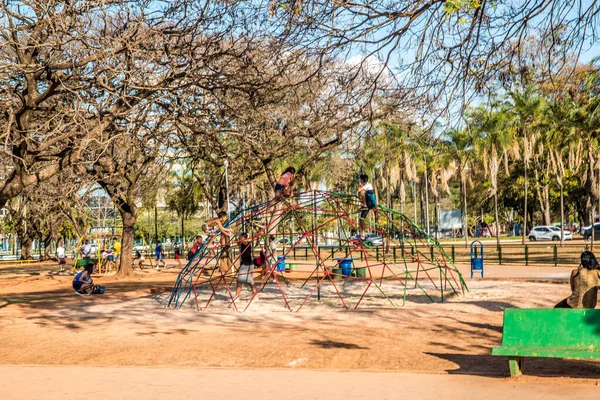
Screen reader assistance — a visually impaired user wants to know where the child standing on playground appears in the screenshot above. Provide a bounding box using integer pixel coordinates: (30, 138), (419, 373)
(274, 166), (296, 201)
(155, 240), (165, 269)
(112, 237), (121, 268)
(202, 211), (232, 238)
(56, 241), (66, 272)
(357, 174), (377, 239)
(233, 233), (258, 302)
(174, 243), (182, 266)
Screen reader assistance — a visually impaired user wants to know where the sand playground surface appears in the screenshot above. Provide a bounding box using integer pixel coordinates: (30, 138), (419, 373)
(2, 260), (600, 399)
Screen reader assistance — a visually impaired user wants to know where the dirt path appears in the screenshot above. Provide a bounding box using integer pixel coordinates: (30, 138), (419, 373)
(1, 365), (599, 400)
(1, 261), (600, 398)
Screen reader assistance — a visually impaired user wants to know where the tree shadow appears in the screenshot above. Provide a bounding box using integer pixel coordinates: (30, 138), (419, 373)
(427, 352), (600, 378)
(310, 339), (369, 350)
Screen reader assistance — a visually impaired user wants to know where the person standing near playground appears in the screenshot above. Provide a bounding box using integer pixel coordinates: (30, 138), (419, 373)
(81, 239), (92, 259)
(155, 240), (165, 269)
(357, 174), (377, 239)
(555, 251), (600, 309)
(174, 243), (182, 266)
(112, 237), (121, 268)
(56, 241), (66, 272)
(233, 233), (258, 302)
(274, 166), (296, 201)
(267, 235), (277, 264)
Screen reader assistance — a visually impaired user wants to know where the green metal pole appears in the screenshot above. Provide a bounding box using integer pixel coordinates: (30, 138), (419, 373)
(553, 244), (558, 266)
(498, 245), (502, 265)
(525, 245), (529, 266)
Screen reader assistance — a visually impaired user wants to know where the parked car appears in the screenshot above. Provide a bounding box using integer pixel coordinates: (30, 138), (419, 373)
(363, 234), (383, 246)
(583, 223), (600, 240)
(528, 225), (572, 241)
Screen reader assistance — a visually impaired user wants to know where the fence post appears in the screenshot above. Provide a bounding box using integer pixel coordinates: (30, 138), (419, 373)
(451, 245), (455, 263)
(393, 247), (397, 263)
(411, 245), (415, 256)
(498, 245), (502, 265)
(376, 247), (380, 261)
(331, 247), (334, 259)
(553, 244), (558, 266)
(430, 246), (434, 261)
(305, 247), (308, 260)
(525, 245), (529, 266)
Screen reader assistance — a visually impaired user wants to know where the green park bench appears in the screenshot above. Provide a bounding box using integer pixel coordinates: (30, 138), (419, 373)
(492, 308), (600, 377)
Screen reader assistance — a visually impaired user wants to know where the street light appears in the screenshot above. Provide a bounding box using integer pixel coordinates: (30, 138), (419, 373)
(224, 159), (230, 220)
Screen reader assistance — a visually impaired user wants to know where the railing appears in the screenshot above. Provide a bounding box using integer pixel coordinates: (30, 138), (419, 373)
(154, 242), (592, 267)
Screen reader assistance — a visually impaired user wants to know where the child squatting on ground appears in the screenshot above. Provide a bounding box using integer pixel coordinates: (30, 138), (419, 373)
(72, 265), (94, 294)
(233, 233), (258, 302)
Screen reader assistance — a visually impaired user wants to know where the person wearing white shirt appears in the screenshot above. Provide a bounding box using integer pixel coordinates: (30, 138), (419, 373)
(81, 239), (92, 259)
(56, 242), (66, 272)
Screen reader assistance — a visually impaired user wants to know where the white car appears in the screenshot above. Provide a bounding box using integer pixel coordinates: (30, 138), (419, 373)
(528, 225), (572, 241)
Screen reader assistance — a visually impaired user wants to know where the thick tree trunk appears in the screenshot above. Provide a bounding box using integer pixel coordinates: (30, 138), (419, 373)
(116, 212), (136, 277)
(44, 236), (53, 259)
(20, 235), (33, 260)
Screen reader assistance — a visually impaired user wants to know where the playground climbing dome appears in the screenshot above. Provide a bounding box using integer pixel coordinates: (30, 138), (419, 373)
(168, 191), (467, 312)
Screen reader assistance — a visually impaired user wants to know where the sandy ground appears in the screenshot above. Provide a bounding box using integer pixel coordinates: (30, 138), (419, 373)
(1, 259), (600, 398)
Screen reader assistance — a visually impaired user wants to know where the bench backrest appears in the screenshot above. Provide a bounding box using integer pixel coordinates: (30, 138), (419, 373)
(502, 308), (600, 348)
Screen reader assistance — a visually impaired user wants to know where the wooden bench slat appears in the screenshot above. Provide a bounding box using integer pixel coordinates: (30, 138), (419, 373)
(493, 346), (600, 359)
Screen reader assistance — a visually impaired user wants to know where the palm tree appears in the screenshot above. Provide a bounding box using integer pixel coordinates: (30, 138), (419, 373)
(505, 86), (544, 243)
(442, 128), (476, 248)
(469, 105), (518, 247)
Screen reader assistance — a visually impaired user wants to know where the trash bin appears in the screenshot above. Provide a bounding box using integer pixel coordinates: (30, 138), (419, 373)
(275, 256), (287, 272)
(335, 258), (357, 277)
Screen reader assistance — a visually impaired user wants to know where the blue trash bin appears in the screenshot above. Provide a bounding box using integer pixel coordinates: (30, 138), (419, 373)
(335, 258), (357, 277)
(275, 256), (287, 272)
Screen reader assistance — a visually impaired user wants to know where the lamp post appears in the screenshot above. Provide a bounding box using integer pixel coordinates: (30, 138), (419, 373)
(224, 159), (231, 220)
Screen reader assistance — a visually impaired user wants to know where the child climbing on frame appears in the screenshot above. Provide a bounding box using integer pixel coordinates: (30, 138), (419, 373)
(202, 211), (233, 239)
(357, 174), (377, 239)
(273, 166), (296, 201)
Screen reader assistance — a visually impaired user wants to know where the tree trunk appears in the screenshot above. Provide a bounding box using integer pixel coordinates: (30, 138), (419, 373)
(181, 216), (185, 247)
(494, 191), (501, 248)
(116, 212), (136, 277)
(20, 235), (33, 260)
(522, 162), (528, 244)
(560, 183), (565, 246)
(542, 185), (551, 225)
(418, 182), (425, 229)
(44, 236), (53, 259)
(461, 173), (469, 249)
